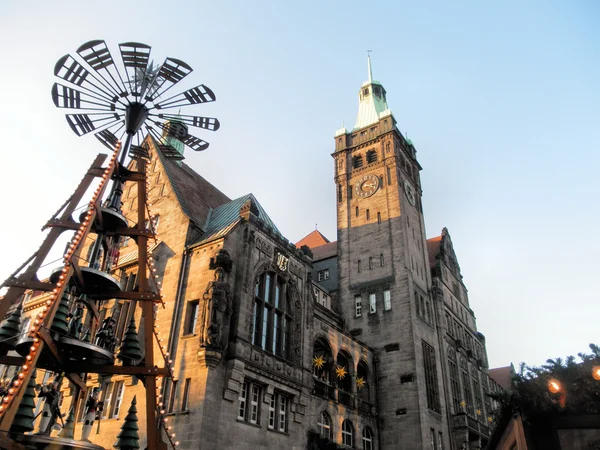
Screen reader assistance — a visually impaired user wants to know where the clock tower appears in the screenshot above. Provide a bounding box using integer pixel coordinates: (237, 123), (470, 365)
(333, 58), (450, 449)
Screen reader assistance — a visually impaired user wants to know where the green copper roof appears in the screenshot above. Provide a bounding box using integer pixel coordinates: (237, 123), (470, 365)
(352, 56), (393, 131)
(192, 193), (282, 246)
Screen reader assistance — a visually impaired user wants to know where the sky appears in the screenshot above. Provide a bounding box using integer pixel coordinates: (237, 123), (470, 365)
(0, 1), (598, 370)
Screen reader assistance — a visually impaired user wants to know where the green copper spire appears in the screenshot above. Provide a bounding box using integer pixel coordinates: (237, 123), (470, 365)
(352, 55), (393, 131)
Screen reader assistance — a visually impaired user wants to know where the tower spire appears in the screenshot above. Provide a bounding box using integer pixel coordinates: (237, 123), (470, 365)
(367, 51), (373, 83)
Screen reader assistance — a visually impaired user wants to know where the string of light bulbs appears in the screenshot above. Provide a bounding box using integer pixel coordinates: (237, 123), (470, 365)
(0, 142), (121, 420)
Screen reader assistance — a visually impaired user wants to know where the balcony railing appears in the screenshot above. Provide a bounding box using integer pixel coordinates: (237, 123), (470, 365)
(452, 412), (491, 438)
(338, 390), (354, 408)
(357, 398), (372, 414)
(313, 379), (335, 400)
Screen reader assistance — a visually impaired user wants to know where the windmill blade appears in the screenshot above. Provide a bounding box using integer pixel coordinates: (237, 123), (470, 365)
(65, 113), (121, 137)
(180, 132), (209, 151)
(154, 84), (216, 110)
(144, 124), (184, 160)
(145, 58), (193, 101)
(76, 40), (127, 97)
(95, 122), (124, 150)
(119, 42), (152, 98)
(156, 114), (220, 131)
(54, 54), (120, 104)
(52, 83), (117, 111)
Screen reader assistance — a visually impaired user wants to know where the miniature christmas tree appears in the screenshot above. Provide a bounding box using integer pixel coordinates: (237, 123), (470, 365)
(10, 369), (37, 434)
(50, 292), (70, 335)
(118, 317), (142, 366)
(0, 304), (22, 355)
(114, 396), (139, 450)
(58, 409), (75, 439)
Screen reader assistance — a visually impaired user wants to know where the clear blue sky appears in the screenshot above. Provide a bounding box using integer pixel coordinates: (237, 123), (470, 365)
(0, 1), (598, 369)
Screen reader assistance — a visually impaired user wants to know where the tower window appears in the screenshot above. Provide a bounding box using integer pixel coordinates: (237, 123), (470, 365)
(366, 150), (377, 164)
(366, 209), (370, 220)
(362, 87), (369, 96)
(348, 186), (353, 200)
(355, 207), (359, 217)
(380, 253), (384, 266)
(358, 260), (362, 273)
(387, 166), (391, 184)
(353, 155), (364, 169)
(338, 184), (342, 203)
(377, 212), (381, 224)
(368, 257), (373, 270)
(355, 295), (362, 317)
(369, 293), (376, 313)
(384, 289), (391, 311)
(423, 340), (441, 413)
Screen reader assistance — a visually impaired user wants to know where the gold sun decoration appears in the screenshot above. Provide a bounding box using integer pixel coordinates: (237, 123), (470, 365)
(335, 365), (347, 379)
(459, 400), (467, 408)
(487, 416), (493, 423)
(476, 409), (481, 416)
(356, 376), (365, 389)
(313, 355), (325, 370)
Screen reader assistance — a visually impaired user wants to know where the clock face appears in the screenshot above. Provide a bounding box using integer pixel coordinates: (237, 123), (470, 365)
(355, 174), (380, 198)
(404, 180), (416, 206)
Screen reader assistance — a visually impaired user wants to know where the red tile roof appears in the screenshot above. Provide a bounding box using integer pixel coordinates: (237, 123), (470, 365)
(489, 366), (514, 391)
(426, 235), (442, 269)
(295, 230), (330, 249)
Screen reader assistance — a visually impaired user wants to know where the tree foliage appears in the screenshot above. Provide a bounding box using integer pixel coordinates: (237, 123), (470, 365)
(491, 344), (600, 418)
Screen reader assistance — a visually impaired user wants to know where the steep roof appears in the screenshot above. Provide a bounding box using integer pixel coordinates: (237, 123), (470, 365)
(489, 365), (514, 391)
(426, 235), (442, 269)
(149, 137), (231, 227)
(191, 193), (281, 246)
(295, 230), (330, 249)
(312, 241), (338, 262)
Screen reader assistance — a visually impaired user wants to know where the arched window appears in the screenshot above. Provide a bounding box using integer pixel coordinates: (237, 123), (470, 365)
(317, 411), (332, 440)
(357, 361), (370, 403)
(342, 420), (354, 447)
(252, 271), (292, 359)
(313, 338), (333, 383)
(336, 351), (353, 393)
(362, 427), (373, 450)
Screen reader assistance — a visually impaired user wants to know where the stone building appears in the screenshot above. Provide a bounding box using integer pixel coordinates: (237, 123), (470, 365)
(2, 59), (498, 450)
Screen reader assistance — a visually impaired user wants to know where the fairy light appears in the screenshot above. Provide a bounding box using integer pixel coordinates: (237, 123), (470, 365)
(139, 161), (183, 450)
(0, 141), (121, 422)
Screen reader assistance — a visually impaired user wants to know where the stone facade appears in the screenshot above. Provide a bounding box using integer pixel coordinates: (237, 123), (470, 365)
(1, 66), (497, 450)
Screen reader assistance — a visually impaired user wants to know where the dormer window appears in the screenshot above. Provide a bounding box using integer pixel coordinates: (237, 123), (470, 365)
(373, 86), (381, 96)
(362, 87), (369, 96)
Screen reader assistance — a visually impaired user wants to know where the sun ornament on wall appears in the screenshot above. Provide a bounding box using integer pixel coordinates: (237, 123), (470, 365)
(335, 365), (347, 380)
(487, 416), (493, 423)
(313, 355), (325, 370)
(476, 409), (481, 416)
(459, 400), (467, 408)
(356, 376), (365, 389)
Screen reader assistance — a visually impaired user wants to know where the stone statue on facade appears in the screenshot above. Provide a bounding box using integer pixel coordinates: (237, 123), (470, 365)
(199, 250), (232, 351)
